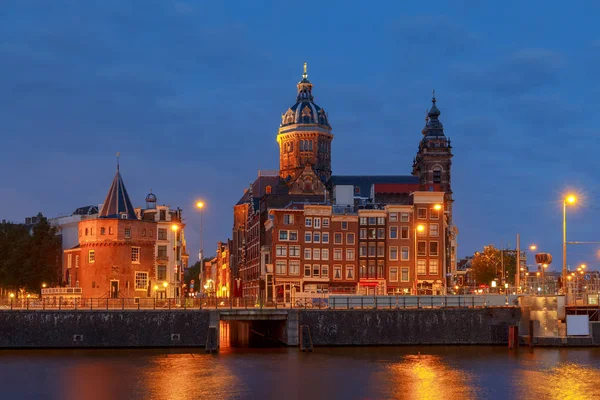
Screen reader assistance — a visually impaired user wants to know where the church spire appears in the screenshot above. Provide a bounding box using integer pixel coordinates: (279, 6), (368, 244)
(297, 62), (313, 101)
(421, 90), (444, 137)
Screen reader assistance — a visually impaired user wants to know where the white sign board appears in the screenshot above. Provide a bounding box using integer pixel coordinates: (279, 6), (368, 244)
(566, 315), (589, 336)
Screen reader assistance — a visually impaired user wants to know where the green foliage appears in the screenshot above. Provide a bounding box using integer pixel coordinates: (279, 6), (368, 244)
(471, 245), (517, 286)
(0, 214), (61, 295)
(184, 258), (211, 288)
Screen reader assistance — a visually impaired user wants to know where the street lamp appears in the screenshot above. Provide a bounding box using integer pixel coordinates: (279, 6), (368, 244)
(563, 194), (577, 292)
(530, 245), (537, 251)
(163, 281), (169, 299)
(196, 200), (205, 296)
(171, 224), (180, 303)
(414, 224), (425, 295)
(41, 283), (47, 288)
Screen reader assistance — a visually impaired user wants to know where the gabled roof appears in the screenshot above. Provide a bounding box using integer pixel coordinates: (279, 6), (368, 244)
(98, 167), (137, 220)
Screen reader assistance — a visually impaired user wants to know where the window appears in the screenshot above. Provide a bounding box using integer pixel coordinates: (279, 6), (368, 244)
(321, 264), (329, 277)
(401, 267), (409, 282)
(305, 217), (312, 227)
(346, 248), (355, 261)
(430, 224), (439, 237)
(85, 228), (88, 236)
(368, 217), (376, 225)
(125, 228), (131, 239)
(359, 244), (367, 257)
(401, 226), (409, 239)
(360, 228), (367, 239)
(109, 227), (114, 235)
(389, 226), (398, 239)
(131, 247), (141, 263)
(360, 263), (367, 278)
(368, 243), (376, 257)
(377, 228), (385, 239)
(313, 232), (321, 243)
(322, 249), (329, 260)
(377, 217), (385, 225)
(346, 266), (355, 279)
(67, 254), (72, 268)
(429, 259), (439, 274)
(279, 230), (288, 241)
(401, 212), (409, 222)
(417, 225), (427, 237)
(158, 229), (167, 240)
(322, 233), (329, 243)
(360, 217), (367, 225)
(417, 260), (427, 275)
(334, 265), (342, 280)
(377, 243), (385, 257)
(305, 232), (312, 243)
(289, 245), (301, 257)
(75, 255), (79, 268)
(90, 228), (94, 235)
(429, 241), (439, 256)
(341, 221), (348, 230)
(417, 208), (427, 219)
(88, 250), (95, 263)
(389, 246), (398, 260)
(389, 267), (398, 282)
(314, 218), (321, 229)
(334, 248), (343, 260)
(276, 260), (287, 274)
(346, 233), (355, 245)
(135, 272), (148, 290)
(304, 248), (312, 260)
(323, 218), (330, 228)
(284, 214), (294, 225)
(390, 212), (398, 222)
(304, 265), (311, 277)
(313, 249), (320, 260)
(431, 209), (440, 220)
(334, 233), (343, 244)
(276, 245), (287, 257)
(401, 246), (409, 261)
(159, 210), (166, 221)
(369, 229), (376, 239)
(157, 265), (167, 280)
(433, 168), (442, 184)
(158, 246), (168, 258)
(418, 241), (427, 256)
(101, 227), (106, 235)
(289, 260), (300, 275)
(313, 265), (320, 277)
(289, 231), (298, 241)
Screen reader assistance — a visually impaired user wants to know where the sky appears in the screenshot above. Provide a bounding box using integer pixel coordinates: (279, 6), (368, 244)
(1, 1), (600, 272)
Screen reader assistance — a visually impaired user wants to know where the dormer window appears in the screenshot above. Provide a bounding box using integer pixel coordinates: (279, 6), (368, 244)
(120, 213), (127, 219)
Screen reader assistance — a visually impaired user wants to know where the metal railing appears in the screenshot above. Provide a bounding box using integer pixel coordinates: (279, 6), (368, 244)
(0, 295), (519, 311)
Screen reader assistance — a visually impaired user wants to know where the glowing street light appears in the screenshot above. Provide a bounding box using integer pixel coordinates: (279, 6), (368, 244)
(41, 283), (47, 288)
(9, 293), (14, 299)
(530, 245), (537, 251)
(563, 194), (577, 290)
(433, 204), (442, 211)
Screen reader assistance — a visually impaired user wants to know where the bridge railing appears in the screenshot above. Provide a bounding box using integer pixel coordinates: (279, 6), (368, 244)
(0, 295), (518, 310)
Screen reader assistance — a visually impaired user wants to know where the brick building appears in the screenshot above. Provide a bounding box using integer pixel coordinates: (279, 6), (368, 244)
(202, 241), (232, 298)
(232, 65), (458, 300)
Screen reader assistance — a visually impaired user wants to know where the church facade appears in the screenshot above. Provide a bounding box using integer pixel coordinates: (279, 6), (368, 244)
(232, 65), (457, 300)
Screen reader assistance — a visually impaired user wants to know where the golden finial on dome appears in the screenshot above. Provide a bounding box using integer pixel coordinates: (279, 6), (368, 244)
(303, 62), (308, 79)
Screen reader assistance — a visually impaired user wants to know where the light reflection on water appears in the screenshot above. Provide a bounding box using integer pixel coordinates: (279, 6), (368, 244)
(0, 347), (599, 400)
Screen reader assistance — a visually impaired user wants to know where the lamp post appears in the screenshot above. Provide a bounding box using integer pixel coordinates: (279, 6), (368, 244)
(171, 224), (180, 302)
(196, 201), (205, 296)
(563, 195), (576, 293)
(153, 285), (159, 301)
(163, 281), (168, 300)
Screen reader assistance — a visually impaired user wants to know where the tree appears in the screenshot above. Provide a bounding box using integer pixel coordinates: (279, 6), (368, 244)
(471, 245), (517, 286)
(184, 258), (212, 292)
(0, 214), (61, 296)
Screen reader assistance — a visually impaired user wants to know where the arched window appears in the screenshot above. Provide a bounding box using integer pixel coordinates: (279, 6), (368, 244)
(433, 167), (442, 184)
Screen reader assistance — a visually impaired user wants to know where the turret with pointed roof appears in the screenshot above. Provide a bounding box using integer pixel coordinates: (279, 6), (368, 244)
(98, 161), (137, 220)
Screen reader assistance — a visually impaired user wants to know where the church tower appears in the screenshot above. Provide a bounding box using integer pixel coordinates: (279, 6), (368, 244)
(277, 63), (333, 190)
(412, 92), (454, 218)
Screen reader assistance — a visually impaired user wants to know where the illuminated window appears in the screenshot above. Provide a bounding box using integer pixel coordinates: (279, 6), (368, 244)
(346, 249), (355, 261)
(276, 260), (286, 274)
(125, 228), (131, 239)
(289, 245), (301, 257)
(389, 267), (398, 282)
(430, 224), (439, 237)
(131, 247), (141, 263)
(322, 249), (329, 260)
(135, 272), (148, 290)
(75, 255), (79, 268)
(417, 260), (426, 275)
(67, 254), (72, 268)
(304, 248), (312, 260)
(401, 267), (409, 282)
(334, 248), (343, 260)
(429, 260), (439, 274)
(313, 249), (320, 260)
(389, 213), (398, 222)
(401, 213), (409, 222)
(289, 260), (300, 275)
(360, 229), (367, 239)
(314, 218), (321, 229)
(158, 228), (167, 240)
(276, 245), (287, 257)
(88, 250), (95, 263)
(346, 265), (354, 279)
(333, 265), (342, 280)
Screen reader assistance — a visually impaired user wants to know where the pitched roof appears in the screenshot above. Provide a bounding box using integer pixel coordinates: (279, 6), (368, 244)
(330, 175), (419, 197)
(98, 167), (137, 220)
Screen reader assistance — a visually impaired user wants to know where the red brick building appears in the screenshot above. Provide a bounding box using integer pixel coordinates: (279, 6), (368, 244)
(232, 65), (458, 299)
(63, 165), (157, 299)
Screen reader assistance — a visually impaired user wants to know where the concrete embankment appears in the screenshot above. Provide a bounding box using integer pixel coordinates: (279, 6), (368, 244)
(298, 308), (521, 346)
(0, 308), (522, 348)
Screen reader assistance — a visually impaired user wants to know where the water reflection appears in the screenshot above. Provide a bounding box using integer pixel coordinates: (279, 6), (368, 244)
(379, 354), (479, 400)
(517, 361), (600, 400)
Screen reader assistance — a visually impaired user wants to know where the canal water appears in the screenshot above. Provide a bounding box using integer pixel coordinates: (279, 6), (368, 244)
(0, 346), (599, 400)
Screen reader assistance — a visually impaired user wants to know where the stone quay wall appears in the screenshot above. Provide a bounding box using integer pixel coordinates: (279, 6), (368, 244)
(298, 308), (521, 346)
(0, 310), (210, 348)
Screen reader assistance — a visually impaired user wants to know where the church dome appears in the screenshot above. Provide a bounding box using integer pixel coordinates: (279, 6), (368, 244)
(280, 63), (331, 129)
(145, 191), (157, 203)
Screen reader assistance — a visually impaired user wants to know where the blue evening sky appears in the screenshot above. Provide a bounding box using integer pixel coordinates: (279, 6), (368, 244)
(1, 1), (599, 271)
